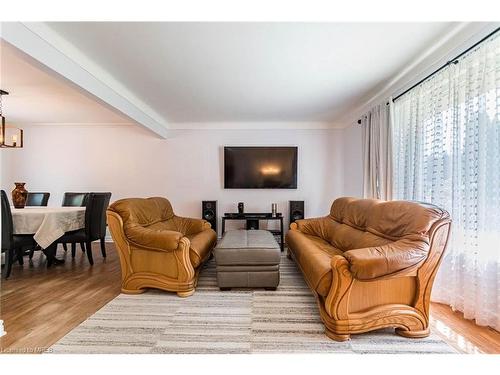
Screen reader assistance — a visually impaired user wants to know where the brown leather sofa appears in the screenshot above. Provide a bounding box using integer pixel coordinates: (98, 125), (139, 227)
(286, 197), (451, 341)
(107, 197), (217, 297)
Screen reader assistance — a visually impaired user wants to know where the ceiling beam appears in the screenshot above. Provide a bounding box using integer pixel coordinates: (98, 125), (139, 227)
(0, 22), (169, 138)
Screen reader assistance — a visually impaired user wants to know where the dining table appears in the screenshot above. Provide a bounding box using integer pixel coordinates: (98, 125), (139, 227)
(12, 206), (86, 266)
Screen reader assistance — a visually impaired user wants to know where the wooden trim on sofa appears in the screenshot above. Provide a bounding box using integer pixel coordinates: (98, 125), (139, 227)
(106, 210), (210, 297)
(286, 217), (452, 341)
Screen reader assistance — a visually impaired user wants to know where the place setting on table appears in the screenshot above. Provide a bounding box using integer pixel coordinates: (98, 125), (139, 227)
(1, 183), (111, 278)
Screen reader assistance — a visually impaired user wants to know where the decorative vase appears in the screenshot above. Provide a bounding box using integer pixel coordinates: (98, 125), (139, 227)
(12, 182), (28, 208)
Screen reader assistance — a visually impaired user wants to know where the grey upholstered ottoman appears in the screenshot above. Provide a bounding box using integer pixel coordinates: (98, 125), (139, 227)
(214, 230), (281, 290)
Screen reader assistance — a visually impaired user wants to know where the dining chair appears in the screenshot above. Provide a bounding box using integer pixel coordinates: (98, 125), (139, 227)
(54, 192), (111, 265)
(26, 192), (50, 206)
(61, 192), (89, 256)
(1, 190), (36, 279)
(25, 191), (50, 261)
(62, 192), (89, 207)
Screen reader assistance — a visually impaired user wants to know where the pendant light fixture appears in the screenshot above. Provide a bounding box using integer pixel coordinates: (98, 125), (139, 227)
(0, 89), (24, 148)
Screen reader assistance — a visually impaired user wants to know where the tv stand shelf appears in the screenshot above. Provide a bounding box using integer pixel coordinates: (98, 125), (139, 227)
(221, 212), (284, 251)
(224, 212), (282, 219)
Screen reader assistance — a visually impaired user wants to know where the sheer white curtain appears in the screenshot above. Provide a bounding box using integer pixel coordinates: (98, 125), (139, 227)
(393, 32), (500, 330)
(361, 101), (393, 200)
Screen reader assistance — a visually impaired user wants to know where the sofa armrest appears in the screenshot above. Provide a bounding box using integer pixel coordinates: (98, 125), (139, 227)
(292, 217), (333, 239)
(173, 216), (211, 235)
(125, 225), (183, 251)
(343, 239), (429, 280)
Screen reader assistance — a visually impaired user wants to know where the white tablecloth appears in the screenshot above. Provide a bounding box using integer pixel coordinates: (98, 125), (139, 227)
(12, 207), (86, 249)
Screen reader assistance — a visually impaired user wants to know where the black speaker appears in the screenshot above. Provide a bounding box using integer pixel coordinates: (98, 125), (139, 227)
(289, 201), (304, 224)
(202, 201), (217, 233)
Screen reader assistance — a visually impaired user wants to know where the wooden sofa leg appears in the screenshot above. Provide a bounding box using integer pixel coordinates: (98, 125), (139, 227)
(395, 327), (430, 339)
(325, 329), (351, 342)
(121, 287), (146, 294)
(177, 289), (195, 298)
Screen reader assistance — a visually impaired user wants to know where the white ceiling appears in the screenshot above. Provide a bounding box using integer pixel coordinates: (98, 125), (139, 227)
(43, 22), (455, 124)
(0, 40), (131, 125)
(1, 22), (461, 128)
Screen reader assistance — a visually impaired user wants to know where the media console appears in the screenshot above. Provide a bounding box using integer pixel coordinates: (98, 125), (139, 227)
(221, 212), (284, 251)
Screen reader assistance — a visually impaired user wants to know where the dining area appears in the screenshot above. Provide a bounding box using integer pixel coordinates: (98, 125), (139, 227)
(1, 184), (111, 279)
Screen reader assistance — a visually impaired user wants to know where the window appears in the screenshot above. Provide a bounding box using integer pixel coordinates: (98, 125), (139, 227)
(392, 31), (500, 330)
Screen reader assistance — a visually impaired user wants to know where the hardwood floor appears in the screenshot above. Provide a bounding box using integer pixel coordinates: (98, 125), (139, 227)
(0, 243), (121, 353)
(430, 303), (500, 354)
(1, 242), (499, 354)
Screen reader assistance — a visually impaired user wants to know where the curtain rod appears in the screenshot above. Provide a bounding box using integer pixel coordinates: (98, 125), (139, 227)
(392, 27), (499, 102)
(357, 26), (500, 125)
(357, 102), (390, 124)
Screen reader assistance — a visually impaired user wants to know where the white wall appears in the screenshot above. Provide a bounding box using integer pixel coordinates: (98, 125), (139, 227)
(341, 124), (363, 197)
(0, 123), (363, 236)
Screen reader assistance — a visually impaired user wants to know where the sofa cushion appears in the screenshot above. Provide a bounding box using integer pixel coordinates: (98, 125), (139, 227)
(286, 230), (343, 297)
(329, 197), (356, 222)
(109, 197), (175, 229)
(328, 222), (392, 252)
(186, 229), (217, 268)
(146, 219), (179, 232)
(172, 216), (207, 236)
(367, 201), (447, 239)
(329, 197), (448, 241)
(121, 216), (179, 250)
(294, 217), (337, 242)
(343, 238), (428, 280)
(331, 198), (377, 231)
(125, 225), (183, 251)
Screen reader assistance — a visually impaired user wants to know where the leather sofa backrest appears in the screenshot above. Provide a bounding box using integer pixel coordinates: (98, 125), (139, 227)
(108, 197), (175, 229)
(327, 197), (449, 251)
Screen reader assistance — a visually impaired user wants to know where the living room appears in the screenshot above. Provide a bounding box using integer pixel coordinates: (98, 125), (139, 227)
(1, 0), (499, 373)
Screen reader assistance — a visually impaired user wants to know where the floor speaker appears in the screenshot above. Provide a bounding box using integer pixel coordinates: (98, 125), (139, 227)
(289, 200), (304, 224)
(202, 200), (217, 233)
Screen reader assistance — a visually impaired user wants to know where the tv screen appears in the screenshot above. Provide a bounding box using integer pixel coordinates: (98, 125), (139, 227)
(224, 146), (298, 189)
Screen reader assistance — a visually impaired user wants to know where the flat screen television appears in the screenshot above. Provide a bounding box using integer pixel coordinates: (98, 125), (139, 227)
(224, 146), (298, 189)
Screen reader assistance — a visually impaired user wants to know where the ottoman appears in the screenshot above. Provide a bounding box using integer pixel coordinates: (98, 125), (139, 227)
(214, 230), (281, 290)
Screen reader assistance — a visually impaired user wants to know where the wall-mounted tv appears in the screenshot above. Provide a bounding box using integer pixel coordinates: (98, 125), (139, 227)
(224, 146), (298, 189)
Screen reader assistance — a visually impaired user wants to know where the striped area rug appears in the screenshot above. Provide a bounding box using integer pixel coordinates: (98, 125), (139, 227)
(49, 254), (456, 354)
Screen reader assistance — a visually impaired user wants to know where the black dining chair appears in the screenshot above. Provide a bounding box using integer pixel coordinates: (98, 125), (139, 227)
(26, 192), (50, 206)
(1, 190), (36, 278)
(24, 192), (50, 260)
(62, 192), (89, 207)
(60, 192), (89, 256)
(54, 192), (111, 265)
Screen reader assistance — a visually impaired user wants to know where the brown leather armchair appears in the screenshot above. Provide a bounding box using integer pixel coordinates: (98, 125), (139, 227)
(107, 197), (217, 297)
(286, 197), (451, 341)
